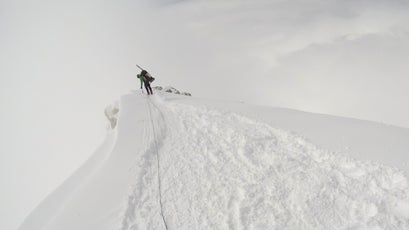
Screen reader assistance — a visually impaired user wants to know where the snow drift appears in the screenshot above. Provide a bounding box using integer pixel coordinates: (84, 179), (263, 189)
(20, 91), (409, 230)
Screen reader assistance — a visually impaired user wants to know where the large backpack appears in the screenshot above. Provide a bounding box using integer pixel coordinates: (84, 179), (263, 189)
(142, 70), (155, 83)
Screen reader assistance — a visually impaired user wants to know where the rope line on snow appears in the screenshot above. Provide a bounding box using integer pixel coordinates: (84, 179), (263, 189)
(146, 98), (169, 230)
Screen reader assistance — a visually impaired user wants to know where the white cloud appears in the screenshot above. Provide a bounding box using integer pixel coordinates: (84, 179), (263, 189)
(140, 0), (409, 127)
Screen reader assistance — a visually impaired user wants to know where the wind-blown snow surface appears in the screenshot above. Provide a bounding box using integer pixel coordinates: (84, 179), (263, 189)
(20, 92), (409, 230)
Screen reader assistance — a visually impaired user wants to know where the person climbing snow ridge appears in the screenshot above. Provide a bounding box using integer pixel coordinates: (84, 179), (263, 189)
(137, 69), (154, 95)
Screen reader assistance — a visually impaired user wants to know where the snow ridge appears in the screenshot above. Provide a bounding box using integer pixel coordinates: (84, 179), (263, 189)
(120, 94), (409, 229)
(20, 92), (409, 230)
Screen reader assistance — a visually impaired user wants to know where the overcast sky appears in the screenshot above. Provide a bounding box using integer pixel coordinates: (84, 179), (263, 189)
(1, 0), (409, 229)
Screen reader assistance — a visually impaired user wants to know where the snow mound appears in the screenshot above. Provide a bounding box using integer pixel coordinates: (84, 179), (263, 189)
(104, 102), (119, 129)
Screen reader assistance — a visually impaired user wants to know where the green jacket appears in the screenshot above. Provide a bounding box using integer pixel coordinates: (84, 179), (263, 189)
(137, 74), (147, 89)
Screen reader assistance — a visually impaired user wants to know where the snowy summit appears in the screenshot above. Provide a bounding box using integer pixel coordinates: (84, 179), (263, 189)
(20, 91), (409, 230)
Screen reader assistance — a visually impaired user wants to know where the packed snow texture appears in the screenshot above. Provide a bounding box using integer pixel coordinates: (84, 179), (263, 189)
(20, 92), (409, 230)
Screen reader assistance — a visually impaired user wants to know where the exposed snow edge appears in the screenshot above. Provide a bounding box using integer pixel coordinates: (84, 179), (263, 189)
(153, 86), (192, 96)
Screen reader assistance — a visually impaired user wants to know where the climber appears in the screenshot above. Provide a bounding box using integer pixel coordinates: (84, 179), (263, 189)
(137, 69), (154, 95)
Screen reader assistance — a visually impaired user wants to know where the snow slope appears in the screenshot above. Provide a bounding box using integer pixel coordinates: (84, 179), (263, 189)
(20, 91), (409, 229)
